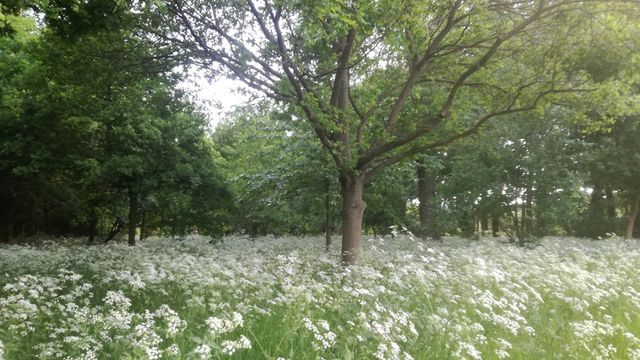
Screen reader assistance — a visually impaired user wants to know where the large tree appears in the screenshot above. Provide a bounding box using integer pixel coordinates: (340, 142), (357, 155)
(146, 0), (636, 264)
(0, 10), (232, 242)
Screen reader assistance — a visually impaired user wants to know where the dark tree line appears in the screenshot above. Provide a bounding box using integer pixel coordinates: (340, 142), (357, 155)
(0, 11), (233, 243)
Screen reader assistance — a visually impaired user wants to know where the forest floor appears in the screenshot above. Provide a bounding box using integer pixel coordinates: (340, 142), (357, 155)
(1, 235), (640, 359)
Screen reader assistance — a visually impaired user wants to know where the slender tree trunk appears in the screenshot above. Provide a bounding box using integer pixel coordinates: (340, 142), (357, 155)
(480, 213), (489, 235)
(591, 182), (605, 214)
(523, 185), (532, 238)
(88, 208), (98, 245)
(128, 185), (138, 246)
(104, 218), (124, 243)
(491, 215), (500, 237)
(417, 162), (438, 239)
(340, 172), (366, 265)
(606, 186), (616, 218)
(325, 178), (332, 252)
(513, 205), (519, 239)
(140, 208), (146, 242)
(625, 192), (640, 240)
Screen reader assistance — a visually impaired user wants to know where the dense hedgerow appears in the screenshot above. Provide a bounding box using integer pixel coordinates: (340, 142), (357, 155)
(1, 235), (640, 359)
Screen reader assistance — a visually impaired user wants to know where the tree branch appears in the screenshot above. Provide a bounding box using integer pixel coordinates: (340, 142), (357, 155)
(364, 86), (595, 177)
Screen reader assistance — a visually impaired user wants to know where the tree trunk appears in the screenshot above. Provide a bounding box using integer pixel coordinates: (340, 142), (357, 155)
(513, 205), (519, 241)
(325, 178), (332, 252)
(606, 186), (616, 219)
(417, 162), (438, 240)
(591, 182), (605, 214)
(88, 208), (98, 245)
(491, 215), (500, 237)
(480, 212), (489, 236)
(340, 172), (366, 265)
(128, 185), (138, 246)
(523, 185), (532, 239)
(249, 223), (257, 240)
(140, 207), (146, 242)
(104, 218), (124, 243)
(625, 192), (640, 240)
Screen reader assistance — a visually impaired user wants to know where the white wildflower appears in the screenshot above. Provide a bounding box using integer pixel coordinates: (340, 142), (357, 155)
(193, 344), (211, 359)
(103, 290), (131, 309)
(165, 344), (180, 356)
(374, 343), (388, 360)
(454, 341), (482, 360)
(206, 312), (244, 337)
(221, 335), (252, 355)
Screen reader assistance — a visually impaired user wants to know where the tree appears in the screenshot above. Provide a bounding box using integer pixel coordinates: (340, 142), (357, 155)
(415, 152), (445, 240)
(214, 104), (341, 243)
(0, 11), (232, 242)
(0, 14), (95, 240)
(561, 18), (640, 239)
(145, 0), (637, 263)
(579, 116), (640, 239)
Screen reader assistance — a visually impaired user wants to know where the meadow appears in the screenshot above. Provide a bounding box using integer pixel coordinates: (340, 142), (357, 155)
(1, 235), (640, 360)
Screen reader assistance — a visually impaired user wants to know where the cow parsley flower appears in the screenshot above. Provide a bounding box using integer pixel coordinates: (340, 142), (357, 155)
(103, 290), (131, 309)
(303, 318), (336, 351)
(205, 311), (244, 338)
(165, 344), (180, 356)
(221, 335), (252, 355)
(193, 344), (211, 359)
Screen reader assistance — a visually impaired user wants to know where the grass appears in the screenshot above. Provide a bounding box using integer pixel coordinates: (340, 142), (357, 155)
(1, 235), (640, 359)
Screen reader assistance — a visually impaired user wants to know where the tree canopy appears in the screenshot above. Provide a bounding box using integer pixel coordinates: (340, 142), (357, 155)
(143, 0), (640, 263)
(1, 0), (639, 264)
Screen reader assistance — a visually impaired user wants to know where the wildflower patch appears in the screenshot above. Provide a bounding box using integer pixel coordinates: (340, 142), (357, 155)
(1, 236), (640, 359)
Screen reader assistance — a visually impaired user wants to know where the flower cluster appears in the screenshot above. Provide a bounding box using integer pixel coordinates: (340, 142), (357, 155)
(206, 312), (244, 337)
(303, 318), (337, 351)
(1, 235), (640, 359)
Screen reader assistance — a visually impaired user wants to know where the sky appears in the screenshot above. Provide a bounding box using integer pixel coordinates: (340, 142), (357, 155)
(181, 73), (252, 129)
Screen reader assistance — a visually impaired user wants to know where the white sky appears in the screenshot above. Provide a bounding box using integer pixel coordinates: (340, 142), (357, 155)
(181, 73), (252, 129)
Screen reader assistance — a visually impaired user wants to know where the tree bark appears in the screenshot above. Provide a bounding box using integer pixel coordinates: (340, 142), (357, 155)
(140, 207), (146, 242)
(591, 182), (605, 214)
(128, 185), (138, 246)
(606, 186), (616, 218)
(625, 192), (640, 240)
(249, 223), (257, 240)
(523, 185), (533, 238)
(480, 212), (489, 236)
(88, 208), (98, 245)
(417, 162), (439, 240)
(491, 215), (500, 237)
(340, 172), (366, 265)
(324, 177), (332, 252)
(104, 218), (124, 243)
(513, 205), (519, 237)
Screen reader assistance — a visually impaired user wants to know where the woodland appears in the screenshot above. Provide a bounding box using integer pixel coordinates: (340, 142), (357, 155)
(1, 0), (640, 265)
(3, 1), (640, 359)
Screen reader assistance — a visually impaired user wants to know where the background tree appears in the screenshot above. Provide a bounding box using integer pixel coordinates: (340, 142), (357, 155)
(214, 104), (342, 244)
(144, 0), (639, 263)
(0, 11), (232, 242)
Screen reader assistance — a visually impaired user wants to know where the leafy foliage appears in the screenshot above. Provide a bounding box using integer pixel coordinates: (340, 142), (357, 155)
(0, 12), (232, 241)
